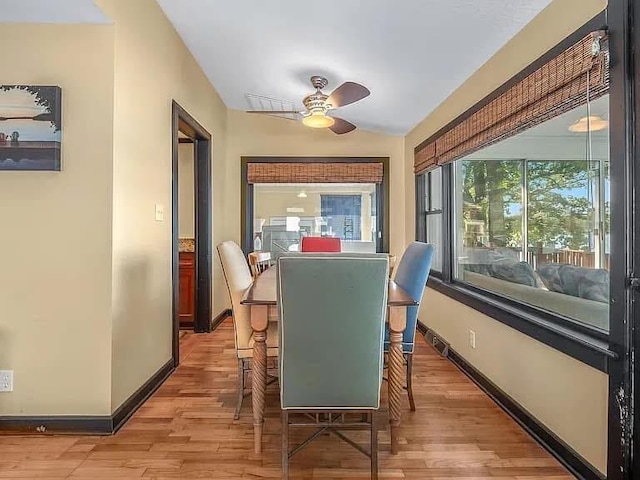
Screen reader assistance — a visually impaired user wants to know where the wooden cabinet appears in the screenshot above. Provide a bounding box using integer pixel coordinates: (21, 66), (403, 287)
(179, 252), (195, 328)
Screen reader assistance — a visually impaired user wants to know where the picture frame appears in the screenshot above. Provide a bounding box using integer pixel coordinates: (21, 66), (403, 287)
(0, 85), (62, 171)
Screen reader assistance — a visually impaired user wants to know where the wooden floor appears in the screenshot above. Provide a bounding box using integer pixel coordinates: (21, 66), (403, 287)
(0, 319), (574, 479)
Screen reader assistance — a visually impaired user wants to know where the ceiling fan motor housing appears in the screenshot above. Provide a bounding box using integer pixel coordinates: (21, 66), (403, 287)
(310, 75), (329, 90)
(302, 92), (330, 114)
(303, 77), (332, 115)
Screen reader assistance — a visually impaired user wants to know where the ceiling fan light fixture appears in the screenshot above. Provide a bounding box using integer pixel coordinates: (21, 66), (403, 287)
(302, 111), (335, 129)
(568, 115), (608, 132)
(245, 76), (367, 134)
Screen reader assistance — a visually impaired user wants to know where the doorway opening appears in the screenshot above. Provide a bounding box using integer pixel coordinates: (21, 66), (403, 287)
(171, 101), (212, 367)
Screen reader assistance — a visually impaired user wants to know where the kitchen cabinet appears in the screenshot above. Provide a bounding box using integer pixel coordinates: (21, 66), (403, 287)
(179, 251), (195, 328)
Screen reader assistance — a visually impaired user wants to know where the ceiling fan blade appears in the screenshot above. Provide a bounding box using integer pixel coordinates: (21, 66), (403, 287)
(329, 117), (357, 135)
(327, 82), (370, 108)
(246, 110), (302, 114)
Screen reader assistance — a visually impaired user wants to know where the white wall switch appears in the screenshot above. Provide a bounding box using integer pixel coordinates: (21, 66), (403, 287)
(155, 204), (165, 222)
(469, 330), (476, 349)
(0, 371), (13, 392)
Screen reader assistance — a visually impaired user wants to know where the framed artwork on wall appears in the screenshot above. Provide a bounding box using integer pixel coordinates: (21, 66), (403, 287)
(0, 85), (62, 171)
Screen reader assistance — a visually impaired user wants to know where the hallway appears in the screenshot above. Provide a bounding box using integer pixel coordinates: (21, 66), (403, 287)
(0, 319), (572, 479)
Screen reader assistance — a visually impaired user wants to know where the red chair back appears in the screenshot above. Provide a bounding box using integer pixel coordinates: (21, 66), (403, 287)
(300, 237), (341, 253)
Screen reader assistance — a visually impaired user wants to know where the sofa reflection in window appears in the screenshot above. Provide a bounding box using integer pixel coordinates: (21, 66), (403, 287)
(459, 247), (609, 332)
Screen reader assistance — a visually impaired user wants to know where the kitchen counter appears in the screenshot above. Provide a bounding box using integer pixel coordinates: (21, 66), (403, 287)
(179, 238), (195, 253)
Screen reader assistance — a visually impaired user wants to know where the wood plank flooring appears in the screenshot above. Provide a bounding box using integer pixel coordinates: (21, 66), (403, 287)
(0, 318), (574, 479)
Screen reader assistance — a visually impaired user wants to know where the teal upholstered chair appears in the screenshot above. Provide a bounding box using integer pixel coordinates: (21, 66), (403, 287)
(384, 242), (435, 411)
(278, 253), (389, 480)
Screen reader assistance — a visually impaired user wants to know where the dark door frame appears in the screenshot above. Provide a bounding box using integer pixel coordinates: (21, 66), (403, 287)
(240, 156), (390, 255)
(171, 101), (213, 367)
(608, 1), (637, 478)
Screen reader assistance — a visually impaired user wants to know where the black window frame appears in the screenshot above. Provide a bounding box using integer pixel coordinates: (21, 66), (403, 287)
(241, 156), (390, 255)
(413, 12), (616, 374)
(416, 168), (444, 278)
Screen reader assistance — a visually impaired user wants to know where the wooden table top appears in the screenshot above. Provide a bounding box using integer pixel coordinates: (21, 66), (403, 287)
(241, 266), (416, 307)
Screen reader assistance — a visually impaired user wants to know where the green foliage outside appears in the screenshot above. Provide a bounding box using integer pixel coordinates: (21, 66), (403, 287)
(460, 159), (608, 251)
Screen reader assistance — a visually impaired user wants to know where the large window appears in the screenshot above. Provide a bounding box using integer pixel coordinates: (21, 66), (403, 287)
(421, 95), (610, 334)
(253, 183), (378, 257)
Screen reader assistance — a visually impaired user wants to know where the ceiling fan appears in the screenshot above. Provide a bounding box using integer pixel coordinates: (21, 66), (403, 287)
(246, 76), (370, 135)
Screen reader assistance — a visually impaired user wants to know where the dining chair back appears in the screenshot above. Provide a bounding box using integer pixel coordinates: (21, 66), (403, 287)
(388, 254), (397, 277)
(217, 241), (253, 350)
(393, 242), (435, 349)
(384, 241), (434, 411)
(277, 253), (388, 479)
(248, 251), (271, 279)
(300, 236), (341, 252)
(217, 240), (278, 419)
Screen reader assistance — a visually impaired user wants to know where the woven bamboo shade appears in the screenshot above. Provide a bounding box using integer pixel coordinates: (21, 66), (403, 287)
(414, 31), (609, 174)
(247, 162), (384, 184)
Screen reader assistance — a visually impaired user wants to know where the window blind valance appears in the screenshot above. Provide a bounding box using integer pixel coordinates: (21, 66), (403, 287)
(414, 30), (609, 174)
(247, 162), (384, 184)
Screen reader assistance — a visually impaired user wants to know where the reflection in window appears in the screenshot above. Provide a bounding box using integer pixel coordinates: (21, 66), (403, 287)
(253, 183), (378, 258)
(320, 195), (362, 240)
(454, 95), (610, 332)
(457, 160), (523, 253)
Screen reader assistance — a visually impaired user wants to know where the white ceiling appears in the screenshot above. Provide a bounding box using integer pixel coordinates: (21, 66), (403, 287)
(0, 0), (553, 135)
(157, 0), (552, 135)
(0, 0), (109, 23)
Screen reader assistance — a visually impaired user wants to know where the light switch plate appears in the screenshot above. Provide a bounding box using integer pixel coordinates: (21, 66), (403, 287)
(0, 371), (13, 392)
(155, 204), (165, 222)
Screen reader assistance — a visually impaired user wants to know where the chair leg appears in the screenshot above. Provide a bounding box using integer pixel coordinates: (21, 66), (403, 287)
(234, 358), (245, 420)
(406, 354), (416, 412)
(370, 410), (378, 480)
(282, 410), (289, 480)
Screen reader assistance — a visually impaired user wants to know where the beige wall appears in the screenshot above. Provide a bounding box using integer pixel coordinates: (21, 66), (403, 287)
(404, 0), (608, 473)
(95, 0), (228, 411)
(0, 0), (229, 415)
(0, 25), (115, 415)
(422, 291), (608, 471)
(178, 143), (195, 238)
(225, 111), (405, 282)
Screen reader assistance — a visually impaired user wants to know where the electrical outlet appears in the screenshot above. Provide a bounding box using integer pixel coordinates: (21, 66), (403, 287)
(469, 330), (476, 349)
(0, 371), (13, 392)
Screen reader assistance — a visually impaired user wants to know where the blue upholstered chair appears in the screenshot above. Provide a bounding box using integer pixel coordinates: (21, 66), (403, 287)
(278, 253), (389, 480)
(384, 241), (435, 411)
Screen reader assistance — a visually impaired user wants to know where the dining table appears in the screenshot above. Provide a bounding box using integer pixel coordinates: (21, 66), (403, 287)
(241, 265), (416, 455)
